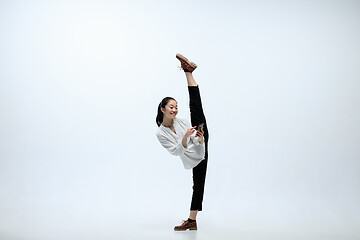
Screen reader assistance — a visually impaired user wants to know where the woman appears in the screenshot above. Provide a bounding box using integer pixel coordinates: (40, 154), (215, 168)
(156, 53), (209, 231)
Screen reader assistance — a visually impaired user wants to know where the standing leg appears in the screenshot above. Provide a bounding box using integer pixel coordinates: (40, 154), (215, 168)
(189, 157), (208, 220)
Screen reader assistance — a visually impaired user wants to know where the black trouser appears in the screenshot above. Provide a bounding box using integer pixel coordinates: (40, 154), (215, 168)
(188, 86), (209, 211)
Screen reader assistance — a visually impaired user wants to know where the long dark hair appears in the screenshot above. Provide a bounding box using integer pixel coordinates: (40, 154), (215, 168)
(156, 97), (176, 127)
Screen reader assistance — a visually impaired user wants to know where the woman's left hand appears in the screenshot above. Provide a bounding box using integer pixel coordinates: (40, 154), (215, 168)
(196, 127), (204, 144)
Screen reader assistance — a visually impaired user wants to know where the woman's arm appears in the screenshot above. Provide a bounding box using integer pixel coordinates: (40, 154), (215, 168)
(157, 134), (187, 156)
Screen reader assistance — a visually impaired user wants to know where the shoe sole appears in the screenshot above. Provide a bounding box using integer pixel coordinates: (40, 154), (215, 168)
(176, 53), (197, 70)
(174, 227), (198, 231)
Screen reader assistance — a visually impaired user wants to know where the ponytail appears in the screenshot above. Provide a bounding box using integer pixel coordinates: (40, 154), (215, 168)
(156, 97), (176, 127)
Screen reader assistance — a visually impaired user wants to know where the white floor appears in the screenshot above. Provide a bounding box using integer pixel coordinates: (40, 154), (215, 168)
(1, 220), (359, 240)
(127, 226), (359, 240)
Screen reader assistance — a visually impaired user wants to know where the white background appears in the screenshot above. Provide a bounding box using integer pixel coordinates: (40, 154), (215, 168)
(1, 0), (359, 239)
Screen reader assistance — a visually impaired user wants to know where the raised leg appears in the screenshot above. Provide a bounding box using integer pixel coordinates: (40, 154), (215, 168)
(185, 72), (198, 87)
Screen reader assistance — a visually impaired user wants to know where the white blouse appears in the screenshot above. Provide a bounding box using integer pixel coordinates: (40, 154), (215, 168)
(156, 117), (205, 169)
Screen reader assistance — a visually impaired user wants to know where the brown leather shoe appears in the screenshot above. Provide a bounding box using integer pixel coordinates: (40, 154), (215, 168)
(174, 219), (197, 231)
(176, 53), (197, 73)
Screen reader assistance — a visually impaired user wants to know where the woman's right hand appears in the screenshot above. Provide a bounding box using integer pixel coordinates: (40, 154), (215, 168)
(185, 126), (197, 137)
(182, 126), (196, 148)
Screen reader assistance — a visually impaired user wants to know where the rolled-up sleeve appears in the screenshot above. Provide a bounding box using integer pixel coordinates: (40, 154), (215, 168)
(157, 133), (186, 156)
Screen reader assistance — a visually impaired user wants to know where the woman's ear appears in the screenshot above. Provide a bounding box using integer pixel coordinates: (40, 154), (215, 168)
(161, 107), (165, 114)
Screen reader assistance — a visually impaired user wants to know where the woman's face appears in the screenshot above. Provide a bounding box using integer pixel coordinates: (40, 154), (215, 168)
(161, 100), (178, 120)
